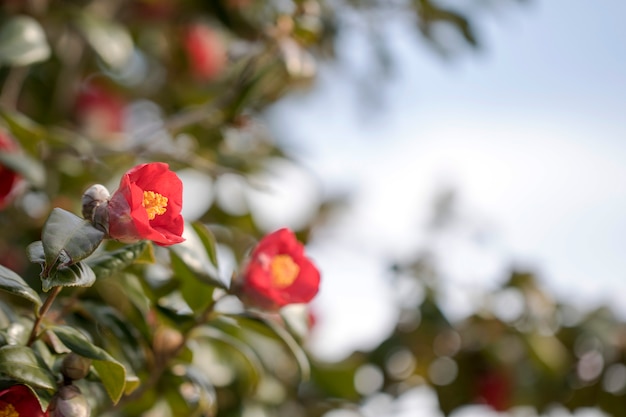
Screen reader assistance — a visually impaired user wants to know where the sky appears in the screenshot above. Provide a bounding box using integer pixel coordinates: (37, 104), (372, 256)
(253, 1), (626, 415)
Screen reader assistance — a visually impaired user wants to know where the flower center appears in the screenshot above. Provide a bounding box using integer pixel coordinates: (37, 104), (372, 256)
(142, 190), (168, 220)
(270, 254), (300, 288)
(0, 404), (19, 417)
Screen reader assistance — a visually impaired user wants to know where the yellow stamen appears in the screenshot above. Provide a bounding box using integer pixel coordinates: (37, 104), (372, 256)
(0, 404), (19, 417)
(142, 190), (168, 220)
(270, 254), (300, 288)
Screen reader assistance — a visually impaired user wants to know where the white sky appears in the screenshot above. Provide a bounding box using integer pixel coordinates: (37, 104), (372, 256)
(258, 1), (626, 415)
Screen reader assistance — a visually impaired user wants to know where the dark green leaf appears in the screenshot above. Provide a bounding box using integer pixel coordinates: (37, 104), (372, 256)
(48, 325), (122, 363)
(0, 15), (50, 66)
(0, 264), (41, 307)
(0, 151), (45, 187)
(41, 208), (104, 273)
(31, 385), (52, 413)
(0, 345), (56, 389)
(87, 241), (150, 279)
(48, 325), (127, 403)
(42, 262), (96, 292)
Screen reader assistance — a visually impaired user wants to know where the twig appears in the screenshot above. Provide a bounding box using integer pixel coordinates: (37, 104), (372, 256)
(26, 286), (62, 346)
(0, 66), (29, 110)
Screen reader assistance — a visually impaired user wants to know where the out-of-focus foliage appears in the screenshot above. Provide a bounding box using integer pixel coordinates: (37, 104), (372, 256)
(302, 195), (626, 417)
(5, 0), (622, 417)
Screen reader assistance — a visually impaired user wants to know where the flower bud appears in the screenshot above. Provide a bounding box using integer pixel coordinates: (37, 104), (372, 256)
(48, 385), (91, 417)
(153, 326), (184, 365)
(82, 184), (110, 232)
(61, 353), (92, 381)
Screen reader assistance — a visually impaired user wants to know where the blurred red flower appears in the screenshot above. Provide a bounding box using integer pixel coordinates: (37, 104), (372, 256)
(476, 369), (512, 412)
(108, 162), (185, 246)
(0, 385), (48, 417)
(0, 130), (22, 209)
(240, 228), (320, 309)
(75, 82), (125, 138)
(183, 23), (227, 81)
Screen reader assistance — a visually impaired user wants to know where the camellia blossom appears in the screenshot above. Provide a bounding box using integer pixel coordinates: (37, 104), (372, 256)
(0, 384), (48, 417)
(239, 228), (320, 309)
(75, 82), (125, 138)
(107, 162), (185, 246)
(0, 130), (22, 210)
(183, 23), (227, 81)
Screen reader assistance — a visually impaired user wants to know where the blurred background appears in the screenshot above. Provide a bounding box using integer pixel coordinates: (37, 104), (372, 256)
(260, 0), (626, 415)
(264, 0), (626, 359)
(2, 0), (626, 416)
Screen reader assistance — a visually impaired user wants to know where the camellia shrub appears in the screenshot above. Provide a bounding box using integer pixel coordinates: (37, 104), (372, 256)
(0, 1), (338, 414)
(0, 156), (321, 416)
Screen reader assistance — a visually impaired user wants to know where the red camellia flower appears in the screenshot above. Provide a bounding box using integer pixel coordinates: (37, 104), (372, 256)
(0, 385), (48, 417)
(107, 162), (185, 246)
(183, 23), (227, 81)
(75, 82), (125, 138)
(476, 369), (513, 412)
(0, 130), (22, 209)
(239, 228), (320, 309)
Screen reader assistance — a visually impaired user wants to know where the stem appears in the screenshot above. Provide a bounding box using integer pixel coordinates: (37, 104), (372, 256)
(0, 66), (29, 110)
(26, 286), (62, 346)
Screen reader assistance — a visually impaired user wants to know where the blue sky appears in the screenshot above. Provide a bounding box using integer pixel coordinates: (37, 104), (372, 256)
(260, 0), (626, 375)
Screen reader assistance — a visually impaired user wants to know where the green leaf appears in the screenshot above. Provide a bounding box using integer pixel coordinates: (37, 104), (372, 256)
(124, 374), (140, 395)
(0, 109), (47, 146)
(41, 208), (104, 273)
(0, 151), (45, 187)
(192, 325), (262, 393)
(42, 261), (96, 292)
(191, 222), (219, 268)
(170, 229), (225, 290)
(93, 359), (127, 405)
(31, 385), (52, 414)
(0, 345), (56, 389)
(27, 241), (44, 263)
(0, 16), (51, 66)
(48, 325), (127, 404)
(171, 250), (214, 314)
(229, 313), (311, 381)
(86, 241), (150, 279)
(0, 264), (41, 307)
(76, 11), (133, 70)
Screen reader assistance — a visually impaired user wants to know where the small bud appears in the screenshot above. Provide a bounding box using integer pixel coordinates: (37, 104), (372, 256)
(82, 184), (110, 232)
(61, 353), (92, 381)
(48, 385), (91, 417)
(153, 326), (184, 365)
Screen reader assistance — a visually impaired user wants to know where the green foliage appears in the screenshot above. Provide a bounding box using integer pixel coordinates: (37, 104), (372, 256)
(0, 264), (41, 307)
(0, 345), (56, 390)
